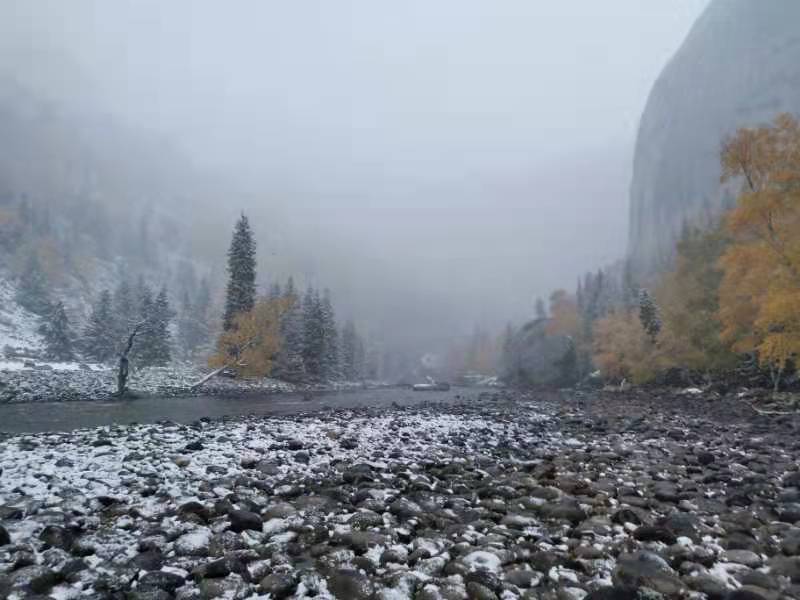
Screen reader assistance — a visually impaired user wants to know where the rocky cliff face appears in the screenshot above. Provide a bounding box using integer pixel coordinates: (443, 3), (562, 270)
(628, 0), (800, 274)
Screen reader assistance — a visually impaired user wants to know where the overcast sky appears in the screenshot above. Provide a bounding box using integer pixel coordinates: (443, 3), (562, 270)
(0, 0), (709, 351)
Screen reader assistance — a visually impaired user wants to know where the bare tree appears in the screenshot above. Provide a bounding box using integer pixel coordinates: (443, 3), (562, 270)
(116, 321), (145, 397)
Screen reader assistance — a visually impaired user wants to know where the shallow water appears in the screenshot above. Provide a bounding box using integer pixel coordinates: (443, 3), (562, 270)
(0, 387), (474, 434)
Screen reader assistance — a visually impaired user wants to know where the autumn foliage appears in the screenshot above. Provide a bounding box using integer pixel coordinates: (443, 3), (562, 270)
(209, 296), (289, 378)
(579, 113), (800, 388)
(718, 114), (800, 385)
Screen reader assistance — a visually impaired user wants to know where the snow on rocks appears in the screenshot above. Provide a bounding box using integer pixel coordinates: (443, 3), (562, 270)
(0, 361), (295, 403)
(0, 391), (799, 599)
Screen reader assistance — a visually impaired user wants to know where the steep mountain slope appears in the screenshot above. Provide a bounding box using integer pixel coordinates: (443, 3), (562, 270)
(628, 0), (800, 273)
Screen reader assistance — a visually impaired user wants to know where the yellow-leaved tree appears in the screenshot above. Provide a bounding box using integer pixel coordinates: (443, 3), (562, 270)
(592, 310), (670, 384)
(718, 113), (800, 390)
(209, 296), (289, 378)
(655, 227), (737, 374)
(546, 290), (580, 339)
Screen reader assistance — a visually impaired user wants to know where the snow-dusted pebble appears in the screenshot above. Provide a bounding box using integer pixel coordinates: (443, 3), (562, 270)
(0, 390), (798, 598)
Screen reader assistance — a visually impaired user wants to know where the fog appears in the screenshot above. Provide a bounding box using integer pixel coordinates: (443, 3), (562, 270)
(0, 0), (707, 355)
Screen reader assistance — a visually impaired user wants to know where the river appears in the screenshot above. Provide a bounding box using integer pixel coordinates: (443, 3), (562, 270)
(0, 387), (475, 434)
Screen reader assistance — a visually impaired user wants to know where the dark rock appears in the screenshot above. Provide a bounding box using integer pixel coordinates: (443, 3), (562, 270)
(0, 524), (10, 546)
(340, 438), (358, 450)
(389, 497), (422, 519)
(539, 499), (587, 524)
(7, 565), (60, 594)
(504, 569), (541, 589)
(326, 569), (374, 599)
(184, 440), (204, 452)
(137, 570), (186, 594)
(466, 581), (498, 600)
(259, 573), (297, 598)
(768, 555), (800, 582)
(697, 451), (715, 465)
(131, 550), (164, 571)
(348, 510), (383, 530)
(782, 528), (800, 555)
(39, 525), (74, 551)
(725, 589), (775, 600)
(197, 558), (231, 579)
(179, 501), (211, 523)
(778, 503), (800, 524)
(228, 509), (263, 533)
(613, 551), (685, 596)
(584, 587), (640, 600)
(634, 525), (677, 545)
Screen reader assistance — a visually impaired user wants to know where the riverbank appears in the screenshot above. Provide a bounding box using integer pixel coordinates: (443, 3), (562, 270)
(0, 360), (383, 404)
(1, 390), (799, 598)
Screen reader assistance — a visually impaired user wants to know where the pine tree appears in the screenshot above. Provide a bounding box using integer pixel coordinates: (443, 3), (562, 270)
(133, 281), (156, 366)
(341, 320), (358, 380)
(274, 282), (306, 382)
(149, 287), (173, 366)
(268, 282), (282, 299)
(320, 289), (340, 381)
(535, 297), (547, 320)
(83, 290), (116, 362)
(39, 300), (75, 360)
(638, 288), (662, 342)
(177, 289), (195, 357)
(112, 279), (136, 349)
(302, 287), (324, 380)
(354, 333), (366, 380)
(17, 251), (50, 315)
(177, 282), (210, 360)
(223, 213), (257, 331)
(621, 260), (639, 310)
(284, 276), (296, 299)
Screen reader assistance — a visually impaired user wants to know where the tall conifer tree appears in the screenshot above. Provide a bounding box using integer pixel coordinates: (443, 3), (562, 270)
(39, 300), (75, 360)
(83, 290), (116, 362)
(223, 214), (257, 331)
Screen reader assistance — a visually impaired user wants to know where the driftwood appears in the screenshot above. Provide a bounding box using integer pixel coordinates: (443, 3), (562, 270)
(740, 397), (798, 416)
(116, 321), (145, 397)
(189, 338), (257, 390)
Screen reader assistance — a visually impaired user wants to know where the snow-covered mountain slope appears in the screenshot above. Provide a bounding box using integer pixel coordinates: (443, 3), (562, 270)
(0, 277), (43, 355)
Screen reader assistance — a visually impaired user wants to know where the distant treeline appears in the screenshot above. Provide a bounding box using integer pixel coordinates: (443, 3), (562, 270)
(501, 113), (800, 392)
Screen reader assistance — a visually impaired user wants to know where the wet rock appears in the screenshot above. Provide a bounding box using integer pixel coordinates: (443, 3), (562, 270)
(349, 509), (383, 530)
(138, 570), (186, 594)
(613, 551), (685, 595)
(697, 451), (715, 465)
(198, 573), (250, 599)
(389, 497), (422, 519)
(504, 569), (542, 588)
(778, 503), (800, 524)
(584, 587), (640, 600)
(0, 524), (10, 546)
(179, 500), (211, 523)
(7, 565), (60, 594)
(768, 555), (800, 582)
(633, 525), (677, 545)
(327, 569), (374, 599)
(228, 509), (262, 533)
(539, 499), (587, 524)
(259, 572), (297, 598)
(724, 549), (762, 568)
(184, 440), (204, 452)
(466, 581), (498, 600)
(39, 525), (74, 551)
(264, 502), (297, 520)
(782, 528), (800, 555)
